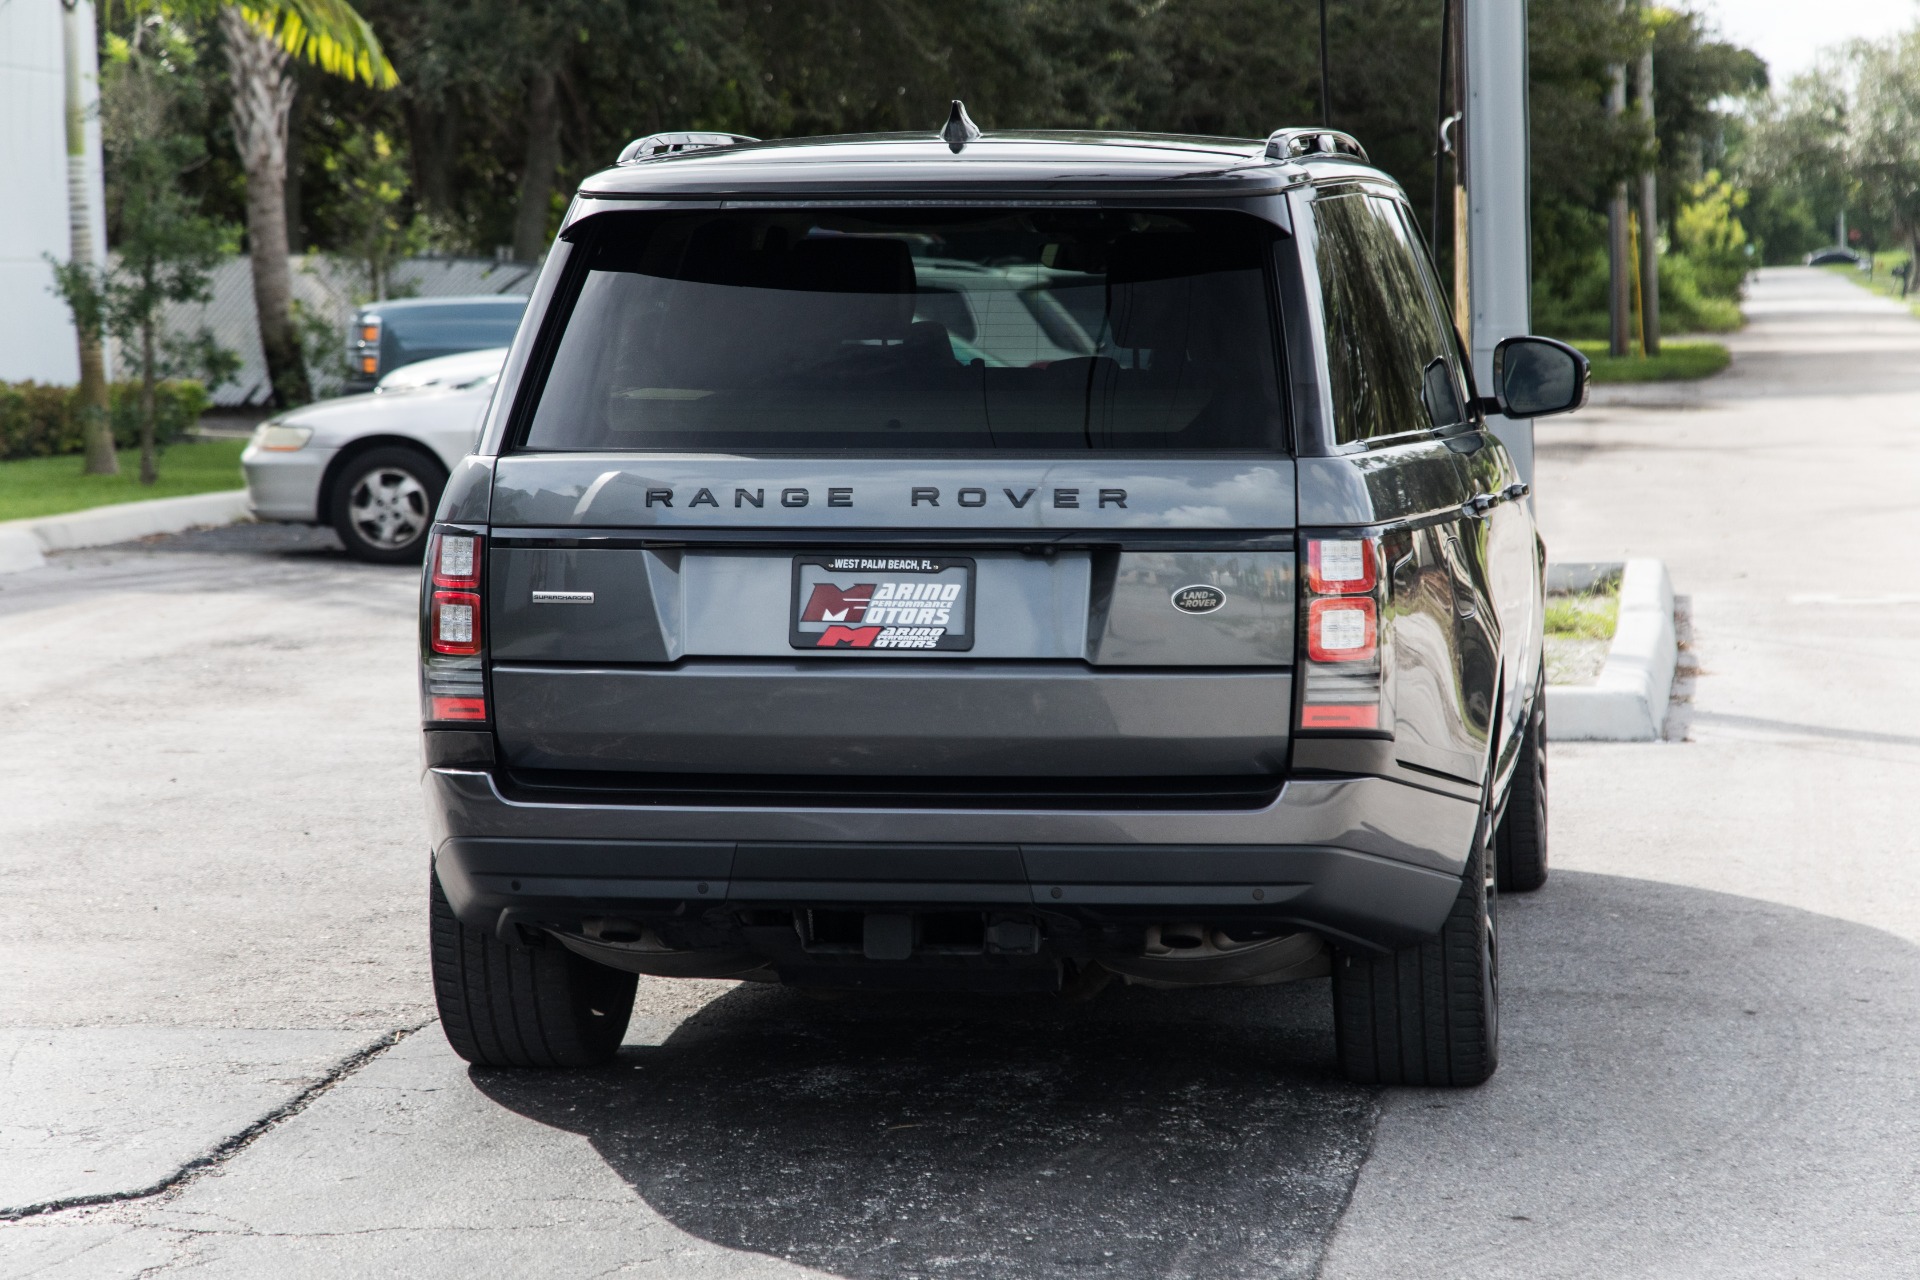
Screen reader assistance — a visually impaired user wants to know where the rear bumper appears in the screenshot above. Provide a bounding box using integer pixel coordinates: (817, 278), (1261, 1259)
(425, 766), (1477, 951)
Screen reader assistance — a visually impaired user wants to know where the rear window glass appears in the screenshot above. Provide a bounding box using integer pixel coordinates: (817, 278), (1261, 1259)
(521, 209), (1286, 453)
(380, 303), (526, 357)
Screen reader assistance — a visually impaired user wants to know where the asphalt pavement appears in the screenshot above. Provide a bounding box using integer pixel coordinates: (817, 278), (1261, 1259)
(3, 267), (1918, 1277)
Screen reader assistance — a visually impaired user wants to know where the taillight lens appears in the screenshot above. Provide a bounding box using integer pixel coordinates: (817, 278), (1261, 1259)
(1306, 538), (1377, 595)
(1300, 535), (1388, 735)
(432, 531), (482, 589)
(1306, 597), (1377, 662)
(422, 526), (488, 726)
(360, 323), (380, 344)
(360, 355), (378, 374)
(431, 591), (481, 655)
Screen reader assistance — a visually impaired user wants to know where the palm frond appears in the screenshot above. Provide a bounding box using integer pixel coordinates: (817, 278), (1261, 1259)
(238, 0), (398, 89)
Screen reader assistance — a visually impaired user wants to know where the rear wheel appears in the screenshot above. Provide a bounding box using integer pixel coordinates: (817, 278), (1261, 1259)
(1332, 824), (1499, 1087)
(429, 872), (636, 1068)
(1496, 683), (1549, 893)
(330, 446), (444, 564)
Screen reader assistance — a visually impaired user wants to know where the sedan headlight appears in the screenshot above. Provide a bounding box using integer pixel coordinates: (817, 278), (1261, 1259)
(252, 424), (313, 452)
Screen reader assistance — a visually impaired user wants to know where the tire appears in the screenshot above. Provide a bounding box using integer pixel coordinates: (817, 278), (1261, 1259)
(329, 446), (445, 564)
(1496, 681), (1549, 893)
(1332, 823), (1499, 1087)
(429, 872), (637, 1068)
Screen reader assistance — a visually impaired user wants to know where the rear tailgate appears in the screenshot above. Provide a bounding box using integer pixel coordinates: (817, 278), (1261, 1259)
(486, 458), (1296, 782)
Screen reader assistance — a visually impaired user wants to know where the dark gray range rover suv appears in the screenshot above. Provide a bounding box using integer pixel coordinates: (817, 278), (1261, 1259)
(419, 116), (1587, 1087)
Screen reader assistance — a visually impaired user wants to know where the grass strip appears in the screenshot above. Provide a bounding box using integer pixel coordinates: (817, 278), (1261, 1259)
(1571, 340), (1730, 384)
(0, 439), (245, 524)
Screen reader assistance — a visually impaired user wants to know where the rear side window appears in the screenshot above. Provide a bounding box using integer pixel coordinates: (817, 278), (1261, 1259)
(1312, 193), (1465, 445)
(520, 208), (1287, 454)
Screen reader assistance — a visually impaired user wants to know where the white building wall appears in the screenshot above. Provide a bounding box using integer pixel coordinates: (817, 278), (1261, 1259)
(0, 0), (109, 386)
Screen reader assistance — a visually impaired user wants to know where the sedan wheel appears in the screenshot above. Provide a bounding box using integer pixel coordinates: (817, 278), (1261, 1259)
(330, 447), (445, 564)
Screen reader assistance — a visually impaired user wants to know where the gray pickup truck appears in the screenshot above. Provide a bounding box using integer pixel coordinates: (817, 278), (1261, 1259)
(419, 115), (1586, 1086)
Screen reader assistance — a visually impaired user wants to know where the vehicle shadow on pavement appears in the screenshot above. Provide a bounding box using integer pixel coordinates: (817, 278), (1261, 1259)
(473, 972), (1374, 1280)
(470, 870), (1920, 1280)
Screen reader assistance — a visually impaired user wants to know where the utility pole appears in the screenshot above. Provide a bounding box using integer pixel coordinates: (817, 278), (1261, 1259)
(1607, 56), (1633, 358)
(60, 0), (117, 475)
(1464, 0), (1534, 486)
(1636, 42), (1660, 356)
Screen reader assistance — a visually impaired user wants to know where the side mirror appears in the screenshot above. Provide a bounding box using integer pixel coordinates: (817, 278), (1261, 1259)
(1489, 335), (1589, 419)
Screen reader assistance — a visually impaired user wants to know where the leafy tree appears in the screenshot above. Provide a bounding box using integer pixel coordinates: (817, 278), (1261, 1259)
(71, 17), (237, 484)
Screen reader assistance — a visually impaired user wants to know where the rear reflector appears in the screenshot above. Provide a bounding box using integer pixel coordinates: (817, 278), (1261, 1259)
(431, 591), (481, 655)
(430, 696), (487, 721)
(1301, 704), (1380, 729)
(1306, 597), (1377, 662)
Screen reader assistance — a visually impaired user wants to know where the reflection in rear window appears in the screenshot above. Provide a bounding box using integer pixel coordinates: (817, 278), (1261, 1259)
(521, 209), (1286, 453)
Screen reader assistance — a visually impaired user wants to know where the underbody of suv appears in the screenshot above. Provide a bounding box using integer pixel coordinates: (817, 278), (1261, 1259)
(420, 122), (1581, 1085)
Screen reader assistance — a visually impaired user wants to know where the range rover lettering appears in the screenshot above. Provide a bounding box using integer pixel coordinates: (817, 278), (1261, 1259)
(419, 110), (1587, 1086)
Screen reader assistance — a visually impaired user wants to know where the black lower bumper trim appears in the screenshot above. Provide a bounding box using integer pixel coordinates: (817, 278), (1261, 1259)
(434, 837), (1461, 952)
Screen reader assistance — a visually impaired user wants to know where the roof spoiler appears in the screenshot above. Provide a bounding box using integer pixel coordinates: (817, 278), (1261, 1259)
(615, 132), (759, 165)
(1263, 128), (1369, 164)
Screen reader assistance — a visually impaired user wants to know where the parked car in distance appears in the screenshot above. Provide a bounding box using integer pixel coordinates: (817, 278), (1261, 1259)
(344, 296), (527, 393)
(243, 348), (507, 563)
(1805, 247), (1864, 268)
(418, 117), (1591, 1087)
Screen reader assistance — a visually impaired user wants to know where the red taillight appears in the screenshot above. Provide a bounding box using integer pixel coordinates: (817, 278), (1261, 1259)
(1306, 538), (1377, 595)
(1300, 535), (1387, 734)
(1306, 597), (1377, 663)
(1301, 704), (1380, 729)
(431, 590), (481, 655)
(432, 531), (483, 589)
(430, 696), (487, 720)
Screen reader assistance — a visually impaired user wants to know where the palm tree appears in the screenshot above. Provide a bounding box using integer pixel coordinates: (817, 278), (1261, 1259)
(207, 1), (396, 406)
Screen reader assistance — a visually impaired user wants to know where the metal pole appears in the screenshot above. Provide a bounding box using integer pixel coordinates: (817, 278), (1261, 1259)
(1464, 0), (1534, 485)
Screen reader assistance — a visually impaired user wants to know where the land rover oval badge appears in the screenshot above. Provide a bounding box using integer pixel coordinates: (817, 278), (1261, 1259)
(1171, 584), (1227, 615)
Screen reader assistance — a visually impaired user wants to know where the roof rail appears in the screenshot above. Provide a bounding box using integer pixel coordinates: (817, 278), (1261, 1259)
(1263, 128), (1369, 164)
(615, 132), (759, 165)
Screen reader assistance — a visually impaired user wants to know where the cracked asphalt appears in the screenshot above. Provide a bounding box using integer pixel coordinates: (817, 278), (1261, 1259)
(4, 268), (1920, 1277)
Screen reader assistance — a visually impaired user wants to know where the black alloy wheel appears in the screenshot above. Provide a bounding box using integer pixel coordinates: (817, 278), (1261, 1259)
(1496, 675), (1549, 893)
(1332, 817), (1499, 1087)
(429, 872), (637, 1068)
(330, 446), (445, 564)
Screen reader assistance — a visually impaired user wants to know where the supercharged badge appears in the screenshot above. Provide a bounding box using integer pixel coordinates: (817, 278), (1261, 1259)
(791, 554), (976, 651)
(1171, 584), (1227, 615)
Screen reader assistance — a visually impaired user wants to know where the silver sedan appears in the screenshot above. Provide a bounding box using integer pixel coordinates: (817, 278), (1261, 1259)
(241, 349), (506, 563)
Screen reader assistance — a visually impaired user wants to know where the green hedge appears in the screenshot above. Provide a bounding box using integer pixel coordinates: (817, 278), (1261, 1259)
(0, 380), (211, 462)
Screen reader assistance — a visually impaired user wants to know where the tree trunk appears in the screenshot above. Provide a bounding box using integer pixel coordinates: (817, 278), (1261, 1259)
(410, 103), (458, 217)
(62, 0), (117, 475)
(284, 69), (305, 253)
(221, 7), (311, 407)
(1635, 48), (1660, 357)
(138, 317), (157, 486)
(511, 66), (561, 263)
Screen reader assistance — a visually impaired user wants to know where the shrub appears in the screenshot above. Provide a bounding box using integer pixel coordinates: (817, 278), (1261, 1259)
(0, 380), (208, 462)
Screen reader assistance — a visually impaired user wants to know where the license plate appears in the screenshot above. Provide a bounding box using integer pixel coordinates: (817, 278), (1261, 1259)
(790, 554), (975, 651)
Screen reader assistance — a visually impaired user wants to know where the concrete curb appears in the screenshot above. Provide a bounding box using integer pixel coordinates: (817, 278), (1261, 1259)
(0, 490), (251, 574)
(1546, 558), (1677, 742)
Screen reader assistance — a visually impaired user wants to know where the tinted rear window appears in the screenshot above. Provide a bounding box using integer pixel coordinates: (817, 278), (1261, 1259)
(381, 303), (526, 357)
(521, 209), (1286, 453)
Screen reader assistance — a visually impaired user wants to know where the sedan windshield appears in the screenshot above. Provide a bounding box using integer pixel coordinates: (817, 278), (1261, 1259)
(521, 208), (1286, 453)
